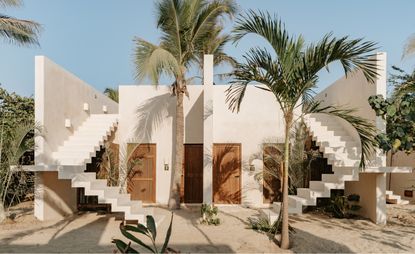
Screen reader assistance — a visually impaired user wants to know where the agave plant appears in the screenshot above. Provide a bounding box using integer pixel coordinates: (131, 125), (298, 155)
(112, 213), (174, 253)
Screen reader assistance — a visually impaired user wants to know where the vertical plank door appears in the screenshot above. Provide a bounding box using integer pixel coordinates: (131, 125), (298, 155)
(127, 144), (156, 203)
(213, 144), (241, 204)
(183, 144), (204, 203)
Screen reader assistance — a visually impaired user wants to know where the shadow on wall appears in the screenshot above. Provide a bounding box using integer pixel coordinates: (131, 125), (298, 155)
(134, 92), (179, 204)
(132, 91), (206, 203)
(245, 141), (284, 204)
(38, 172), (77, 220)
(134, 93), (175, 142)
(185, 92), (203, 143)
(212, 144), (242, 204)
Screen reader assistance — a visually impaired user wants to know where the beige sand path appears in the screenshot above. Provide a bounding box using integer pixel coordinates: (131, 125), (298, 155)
(0, 202), (414, 253)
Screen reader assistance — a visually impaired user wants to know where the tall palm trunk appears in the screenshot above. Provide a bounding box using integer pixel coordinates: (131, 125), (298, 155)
(0, 202), (5, 222)
(169, 79), (185, 209)
(280, 112), (292, 249)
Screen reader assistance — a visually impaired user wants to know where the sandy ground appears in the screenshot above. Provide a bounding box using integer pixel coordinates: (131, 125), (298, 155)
(0, 201), (414, 253)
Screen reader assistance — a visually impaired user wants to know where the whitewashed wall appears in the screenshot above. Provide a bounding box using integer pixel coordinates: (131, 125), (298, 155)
(35, 56), (118, 165)
(387, 151), (415, 201)
(118, 82), (288, 206)
(314, 52), (387, 167)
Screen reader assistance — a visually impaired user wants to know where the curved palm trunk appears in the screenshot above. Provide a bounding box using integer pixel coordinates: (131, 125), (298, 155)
(169, 80), (185, 209)
(280, 113), (292, 249)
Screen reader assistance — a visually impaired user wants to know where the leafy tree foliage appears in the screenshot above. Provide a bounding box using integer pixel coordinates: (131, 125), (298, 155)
(0, 86), (37, 221)
(368, 67), (415, 154)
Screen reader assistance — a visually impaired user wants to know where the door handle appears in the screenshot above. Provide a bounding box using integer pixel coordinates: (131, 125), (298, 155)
(234, 175), (240, 178)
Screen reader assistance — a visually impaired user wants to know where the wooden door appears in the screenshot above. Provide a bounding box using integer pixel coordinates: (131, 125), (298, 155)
(182, 144), (204, 203)
(127, 144), (156, 203)
(263, 144), (282, 203)
(213, 144), (241, 204)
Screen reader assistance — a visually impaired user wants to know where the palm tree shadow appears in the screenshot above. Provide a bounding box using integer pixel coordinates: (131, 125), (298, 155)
(212, 144), (242, 204)
(134, 93), (175, 143)
(132, 93), (176, 203)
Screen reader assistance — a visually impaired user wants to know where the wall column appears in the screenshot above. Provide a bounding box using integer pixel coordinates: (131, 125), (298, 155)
(34, 172), (45, 220)
(375, 173), (387, 224)
(203, 54), (214, 204)
(375, 52), (387, 167)
(345, 172), (387, 224)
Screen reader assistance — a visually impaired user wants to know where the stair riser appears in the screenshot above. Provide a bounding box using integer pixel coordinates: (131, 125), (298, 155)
(322, 174), (358, 182)
(324, 153), (360, 163)
(316, 141), (358, 149)
(310, 129), (349, 139)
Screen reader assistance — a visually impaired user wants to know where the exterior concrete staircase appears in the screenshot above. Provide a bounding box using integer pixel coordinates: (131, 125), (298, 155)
(52, 114), (153, 223)
(386, 190), (409, 205)
(263, 114), (361, 223)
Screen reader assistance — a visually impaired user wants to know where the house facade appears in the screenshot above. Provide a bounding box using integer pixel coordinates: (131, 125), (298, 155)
(29, 53), (412, 225)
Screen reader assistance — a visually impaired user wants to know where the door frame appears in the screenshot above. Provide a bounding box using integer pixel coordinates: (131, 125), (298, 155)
(127, 143), (157, 204)
(181, 143), (204, 204)
(212, 143), (242, 204)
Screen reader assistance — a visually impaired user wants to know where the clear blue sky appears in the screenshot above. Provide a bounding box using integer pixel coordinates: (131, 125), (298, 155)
(1, 0), (415, 97)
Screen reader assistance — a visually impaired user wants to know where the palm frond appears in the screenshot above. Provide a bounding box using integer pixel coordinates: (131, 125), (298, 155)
(303, 34), (378, 84)
(156, 0), (185, 62)
(233, 10), (304, 64)
(225, 47), (283, 112)
(191, 0), (237, 47)
(104, 87), (119, 103)
(133, 37), (180, 84)
(389, 66), (415, 98)
(0, 0), (21, 8)
(5, 122), (41, 166)
(305, 101), (377, 169)
(403, 34), (415, 59)
(0, 14), (41, 46)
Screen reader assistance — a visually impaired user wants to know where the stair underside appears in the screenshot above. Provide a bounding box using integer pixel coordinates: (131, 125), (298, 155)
(52, 114), (157, 224)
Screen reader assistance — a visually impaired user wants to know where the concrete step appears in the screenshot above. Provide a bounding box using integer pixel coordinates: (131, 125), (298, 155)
(322, 173), (358, 182)
(53, 151), (96, 160)
(322, 146), (361, 155)
(316, 140), (358, 149)
(327, 158), (360, 167)
(310, 181), (345, 191)
(333, 166), (359, 176)
(297, 188), (328, 200)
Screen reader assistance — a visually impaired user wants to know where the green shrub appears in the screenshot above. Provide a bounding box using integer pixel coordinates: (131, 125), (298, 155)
(200, 203), (220, 225)
(248, 216), (278, 234)
(325, 193), (361, 218)
(247, 214), (295, 236)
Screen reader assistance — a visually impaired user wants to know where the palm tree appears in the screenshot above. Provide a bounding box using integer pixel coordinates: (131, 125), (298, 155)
(0, 0), (41, 45)
(226, 11), (379, 249)
(133, 0), (237, 209)
(104, 87), (119, 103)
(389, 66), (415, 97)
(403, 34), (415, 59)
(0, 122), (41, 222)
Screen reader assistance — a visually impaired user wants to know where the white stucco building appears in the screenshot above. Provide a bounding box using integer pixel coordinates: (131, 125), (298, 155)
(29, 54), (412, 225)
